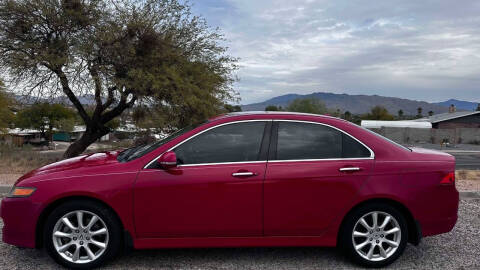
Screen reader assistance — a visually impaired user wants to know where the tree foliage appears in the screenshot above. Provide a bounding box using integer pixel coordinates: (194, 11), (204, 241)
(397, 109), (404, 119)
(416, 107), (423, 118)
(0, 79), (14, 132)
(15, 103), (76, 139)
(286, 98), (328, 115)
(223, 104), (242, 113)
(0, 0), (237, 157)
(363, 106), (394, 120)
(265, 105), (281, 111)
(343, 111), (352, 121)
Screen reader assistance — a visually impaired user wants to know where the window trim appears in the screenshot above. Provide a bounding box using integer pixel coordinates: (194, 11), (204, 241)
(269, 120), (375, 163)
(143, 120), (272, 168)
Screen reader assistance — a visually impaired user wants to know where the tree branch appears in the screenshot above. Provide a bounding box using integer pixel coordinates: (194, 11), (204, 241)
(102, 86), (116, 109)
(54, 69), (91, 125)
(88, 63), (104, 120)
(100, 93), (137, 124)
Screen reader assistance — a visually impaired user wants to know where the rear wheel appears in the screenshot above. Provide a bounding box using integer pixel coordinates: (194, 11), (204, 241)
(340, 203), (408, 268)
(44, 200), (122, 269)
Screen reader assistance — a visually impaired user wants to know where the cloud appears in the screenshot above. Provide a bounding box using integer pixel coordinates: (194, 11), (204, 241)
(192, 0), (480, 104)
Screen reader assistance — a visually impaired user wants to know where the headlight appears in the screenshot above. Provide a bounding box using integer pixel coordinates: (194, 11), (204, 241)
(7, 187), (36, 198)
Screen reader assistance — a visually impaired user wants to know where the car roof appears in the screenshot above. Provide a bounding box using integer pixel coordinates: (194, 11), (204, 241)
(209, 111), (343, 122)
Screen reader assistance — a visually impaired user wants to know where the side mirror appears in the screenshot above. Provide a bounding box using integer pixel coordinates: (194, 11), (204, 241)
(157, 151), (177, 169)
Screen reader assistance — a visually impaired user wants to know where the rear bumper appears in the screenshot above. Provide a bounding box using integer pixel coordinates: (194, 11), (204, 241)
(0, 197), (41, 248)
(418, 188), (459, 237)
(421, 214), (458, 237)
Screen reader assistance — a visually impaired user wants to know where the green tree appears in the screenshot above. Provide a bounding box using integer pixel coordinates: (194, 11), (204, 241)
(417, 107), (423, 118)
(286, 98), (328, 114)
(15, 103), (76, 140)
(343, 111), (352, 121)
(364, 106), (394, 120)
(265, 105), (281, 111)
(428, 110), (434, 117)
(224, 104), (242, 113)
(397, 109), (404, 119)
(0, 0), (237, 158)
(0, 79), (13, 132)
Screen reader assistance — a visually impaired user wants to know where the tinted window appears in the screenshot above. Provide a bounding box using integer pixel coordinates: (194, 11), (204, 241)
(174, 121), (266, 165)
(118, 122), (205, 162)
(342, 133), (371, 158)
(275, 122), (371, 160)
(277, 122), (342, 160)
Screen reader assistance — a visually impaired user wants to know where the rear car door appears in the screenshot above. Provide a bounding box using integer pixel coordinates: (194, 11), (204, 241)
(134, 120), (271, 238)
(264, 120), (374, 236)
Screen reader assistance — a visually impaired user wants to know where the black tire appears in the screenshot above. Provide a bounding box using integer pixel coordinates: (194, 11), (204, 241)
(339, 202), (408, 268)
(43, 200), (123, 269)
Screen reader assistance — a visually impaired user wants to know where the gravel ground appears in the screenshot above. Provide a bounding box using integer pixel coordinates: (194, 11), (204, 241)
(0, 199), (478, 270)
(456, 180), (480, 191)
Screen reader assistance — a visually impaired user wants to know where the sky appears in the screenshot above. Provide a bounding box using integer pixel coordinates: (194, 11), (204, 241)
(191, 0), (480, 105)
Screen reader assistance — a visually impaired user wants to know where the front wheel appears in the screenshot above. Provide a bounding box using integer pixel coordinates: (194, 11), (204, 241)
(340, 203), (408, 268)
(44, 200), (122, 269)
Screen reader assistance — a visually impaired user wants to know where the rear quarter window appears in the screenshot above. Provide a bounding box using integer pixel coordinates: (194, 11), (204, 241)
(275, 121), (371, 160)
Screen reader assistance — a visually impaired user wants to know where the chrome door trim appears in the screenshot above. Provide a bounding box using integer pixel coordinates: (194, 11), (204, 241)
(143, 120), (271, 169)
(144, 118), (376, 168)
(178, 160), (267, 167)
(268, 157), (373, 163)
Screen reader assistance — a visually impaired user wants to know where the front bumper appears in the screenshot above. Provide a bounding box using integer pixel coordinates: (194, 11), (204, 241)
(0, 197), (41, 248)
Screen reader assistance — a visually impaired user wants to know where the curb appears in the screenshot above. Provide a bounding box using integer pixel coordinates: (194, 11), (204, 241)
(0, 185), (479, 199)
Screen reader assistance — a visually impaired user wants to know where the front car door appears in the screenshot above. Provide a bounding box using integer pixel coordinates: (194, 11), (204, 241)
(134, 120), (271, 238)
(264, 120), (374, 236)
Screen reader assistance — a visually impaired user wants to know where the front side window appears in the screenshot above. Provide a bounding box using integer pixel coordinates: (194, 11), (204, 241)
(275, 121), (371, 160)
(174, 121), (267, 165)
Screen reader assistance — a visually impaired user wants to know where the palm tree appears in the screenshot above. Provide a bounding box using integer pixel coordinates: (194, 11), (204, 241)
(416, 107), (423, 118)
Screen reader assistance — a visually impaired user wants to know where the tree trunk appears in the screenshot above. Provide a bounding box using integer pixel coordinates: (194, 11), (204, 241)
(62, 129), (108, 159)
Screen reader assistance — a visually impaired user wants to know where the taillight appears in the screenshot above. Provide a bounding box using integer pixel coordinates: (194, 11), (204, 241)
(440, 172), (455, 185)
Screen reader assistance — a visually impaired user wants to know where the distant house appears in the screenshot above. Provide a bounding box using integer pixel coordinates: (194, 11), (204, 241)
(361, 104), (480, 130)
(1, 128), (46, 147)
(416, 106), (480, 129)
(52, 126), (111, 142)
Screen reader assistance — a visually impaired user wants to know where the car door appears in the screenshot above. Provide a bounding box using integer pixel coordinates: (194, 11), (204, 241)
(264, 120), (374, 236)
(134, 120), (271, 238)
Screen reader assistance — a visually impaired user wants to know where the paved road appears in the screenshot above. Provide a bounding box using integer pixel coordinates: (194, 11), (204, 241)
(450, 152), (480, 170)
(0, 198), (478, 270)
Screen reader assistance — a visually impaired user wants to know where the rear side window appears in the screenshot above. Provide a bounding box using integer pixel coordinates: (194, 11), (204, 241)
(174, 121), (266, 165)
(275, 122), (371, 160)
(342, 132), (371, 158)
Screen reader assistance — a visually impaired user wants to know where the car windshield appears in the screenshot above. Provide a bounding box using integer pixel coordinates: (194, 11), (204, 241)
(117, 122), (206, 162)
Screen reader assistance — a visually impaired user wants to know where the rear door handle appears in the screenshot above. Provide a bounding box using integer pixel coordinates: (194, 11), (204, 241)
(232, 172), (256, 177)
(339, 167), (361, 172)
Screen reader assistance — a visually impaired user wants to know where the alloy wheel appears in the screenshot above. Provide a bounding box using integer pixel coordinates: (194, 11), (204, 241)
(52, 210), (109, 264)
(351, 211), (402, 262)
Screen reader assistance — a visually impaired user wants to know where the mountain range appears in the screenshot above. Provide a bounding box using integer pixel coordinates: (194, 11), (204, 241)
(241, 92), (479, 115)
(433, 99), (479, 111)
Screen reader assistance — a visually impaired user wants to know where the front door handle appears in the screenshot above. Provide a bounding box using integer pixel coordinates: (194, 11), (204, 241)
(232, 171), (256, 177)
(339, 167), (361, 172)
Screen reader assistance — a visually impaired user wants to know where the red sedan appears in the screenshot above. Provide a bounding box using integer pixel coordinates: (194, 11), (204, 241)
(1, 112), (458, 269)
